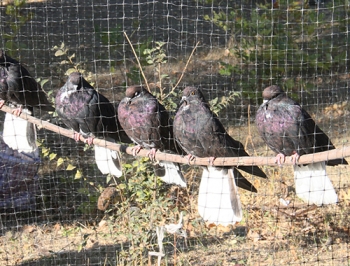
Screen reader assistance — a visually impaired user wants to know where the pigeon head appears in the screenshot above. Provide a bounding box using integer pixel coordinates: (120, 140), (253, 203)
(68, 72), (84, 86)
(124, 85), (149, 104)
(66, 72), (93, 91)
(180, 86), (206, 105)
(262, 85), (285, 101)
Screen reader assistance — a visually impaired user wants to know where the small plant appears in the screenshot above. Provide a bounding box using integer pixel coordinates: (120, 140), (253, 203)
(209, 91), (242, 116)
(52, 42), (94, 81)
(108, 157), (183, 264)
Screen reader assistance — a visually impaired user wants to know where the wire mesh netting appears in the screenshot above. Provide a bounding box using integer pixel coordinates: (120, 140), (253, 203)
(0, 0), (349, 265)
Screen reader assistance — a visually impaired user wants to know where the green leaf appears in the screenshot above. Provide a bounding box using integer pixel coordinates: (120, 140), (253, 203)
(41, 147), (50, 156)
(38, 78), (49, 87)
(106, 174), (112, 184)
(57, 157), (65, 167)
(49, 153), (57, 161)
(54, 50), (66, 57)
(123, 163), (133, 169)
(143, 48), (151, 55)
(69, 53), (76, 60)
(66, 164), (76, 171)
(60, 60), (70, 65)
(75, 170), (82, 179)
(118, 183), (126, 190)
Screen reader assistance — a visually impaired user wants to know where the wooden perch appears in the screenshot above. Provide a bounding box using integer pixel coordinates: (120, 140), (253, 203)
(0, 104), (349, 167)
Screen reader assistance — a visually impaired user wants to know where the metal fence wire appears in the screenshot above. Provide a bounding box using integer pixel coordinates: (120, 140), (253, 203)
(0, 0), (349, 265)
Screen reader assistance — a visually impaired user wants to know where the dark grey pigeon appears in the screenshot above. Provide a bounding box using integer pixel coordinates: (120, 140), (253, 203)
(117, 85), (186, 187)
(55, 72), (131, 177)
(173, 86), (267, 225)
(256, 85), (348, 205)
(0, 66), (9, 105)
(0, 50), (54, 115)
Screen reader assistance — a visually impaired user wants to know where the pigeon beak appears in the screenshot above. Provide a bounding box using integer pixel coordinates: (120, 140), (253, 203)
(179, 96), (187, 105)
(263, 99), (268, 104)
(126, 97), (132, 105)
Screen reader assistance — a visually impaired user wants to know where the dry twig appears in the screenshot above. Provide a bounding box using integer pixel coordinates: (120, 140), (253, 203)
(123, 31), (150, 92)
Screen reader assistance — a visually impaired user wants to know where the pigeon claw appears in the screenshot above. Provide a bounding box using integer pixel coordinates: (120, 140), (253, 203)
(131, 145), (142, 156)
(85, 137), (94, 146)
(290, 152), (300, 165)
(275, 153), (285, 165)
(0, 100), (5, 108)
(12, 106), (22, 116)
(73, 132), (81, 142)
(147, 148), (157, 161)
(186, 154), (195, 164)
(209, 156), (216, 166)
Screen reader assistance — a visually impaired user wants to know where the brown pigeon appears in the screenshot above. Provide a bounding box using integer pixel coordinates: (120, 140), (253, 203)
(173, 86), (267, 225)
(117, 85), (186, 187)
(256, 85), (348, 205)
(55, 72), (131, 177)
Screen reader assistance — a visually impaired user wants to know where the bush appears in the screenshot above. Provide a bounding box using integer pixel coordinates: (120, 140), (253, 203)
(205, 0), (350, 102)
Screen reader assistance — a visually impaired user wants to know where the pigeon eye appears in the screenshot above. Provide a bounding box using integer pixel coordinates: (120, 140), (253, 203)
(191, 91), (195, 95)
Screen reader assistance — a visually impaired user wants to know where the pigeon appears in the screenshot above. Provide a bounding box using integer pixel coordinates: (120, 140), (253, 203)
(117, 85), (186, 187)
(173, 86), (267, 225)
(0, 50), (54, 115)
(55, 72), (131, 177)
(255, 85), (348, 206)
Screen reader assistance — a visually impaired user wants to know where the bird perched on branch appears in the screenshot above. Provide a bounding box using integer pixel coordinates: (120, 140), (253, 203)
(55, 72), (131, 177)
(0, 50), (54, 115)
(117, 85), (186, 187)
(173, 86), (267, 226)
(256, 85), (348, 206)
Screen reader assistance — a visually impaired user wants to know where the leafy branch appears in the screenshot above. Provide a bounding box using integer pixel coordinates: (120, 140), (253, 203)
(52, 42), (94, 82)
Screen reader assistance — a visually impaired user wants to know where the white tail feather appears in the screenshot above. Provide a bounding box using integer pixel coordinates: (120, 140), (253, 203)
(198, 167), (242, 226)
(293, 162), (338, 206)
(94, 139), (122, 177)
(158, 161), (186, 187)
(3, 112), (38, 155)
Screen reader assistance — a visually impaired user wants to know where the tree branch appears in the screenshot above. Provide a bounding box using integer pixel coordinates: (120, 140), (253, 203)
(1, 105), (349, 167)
